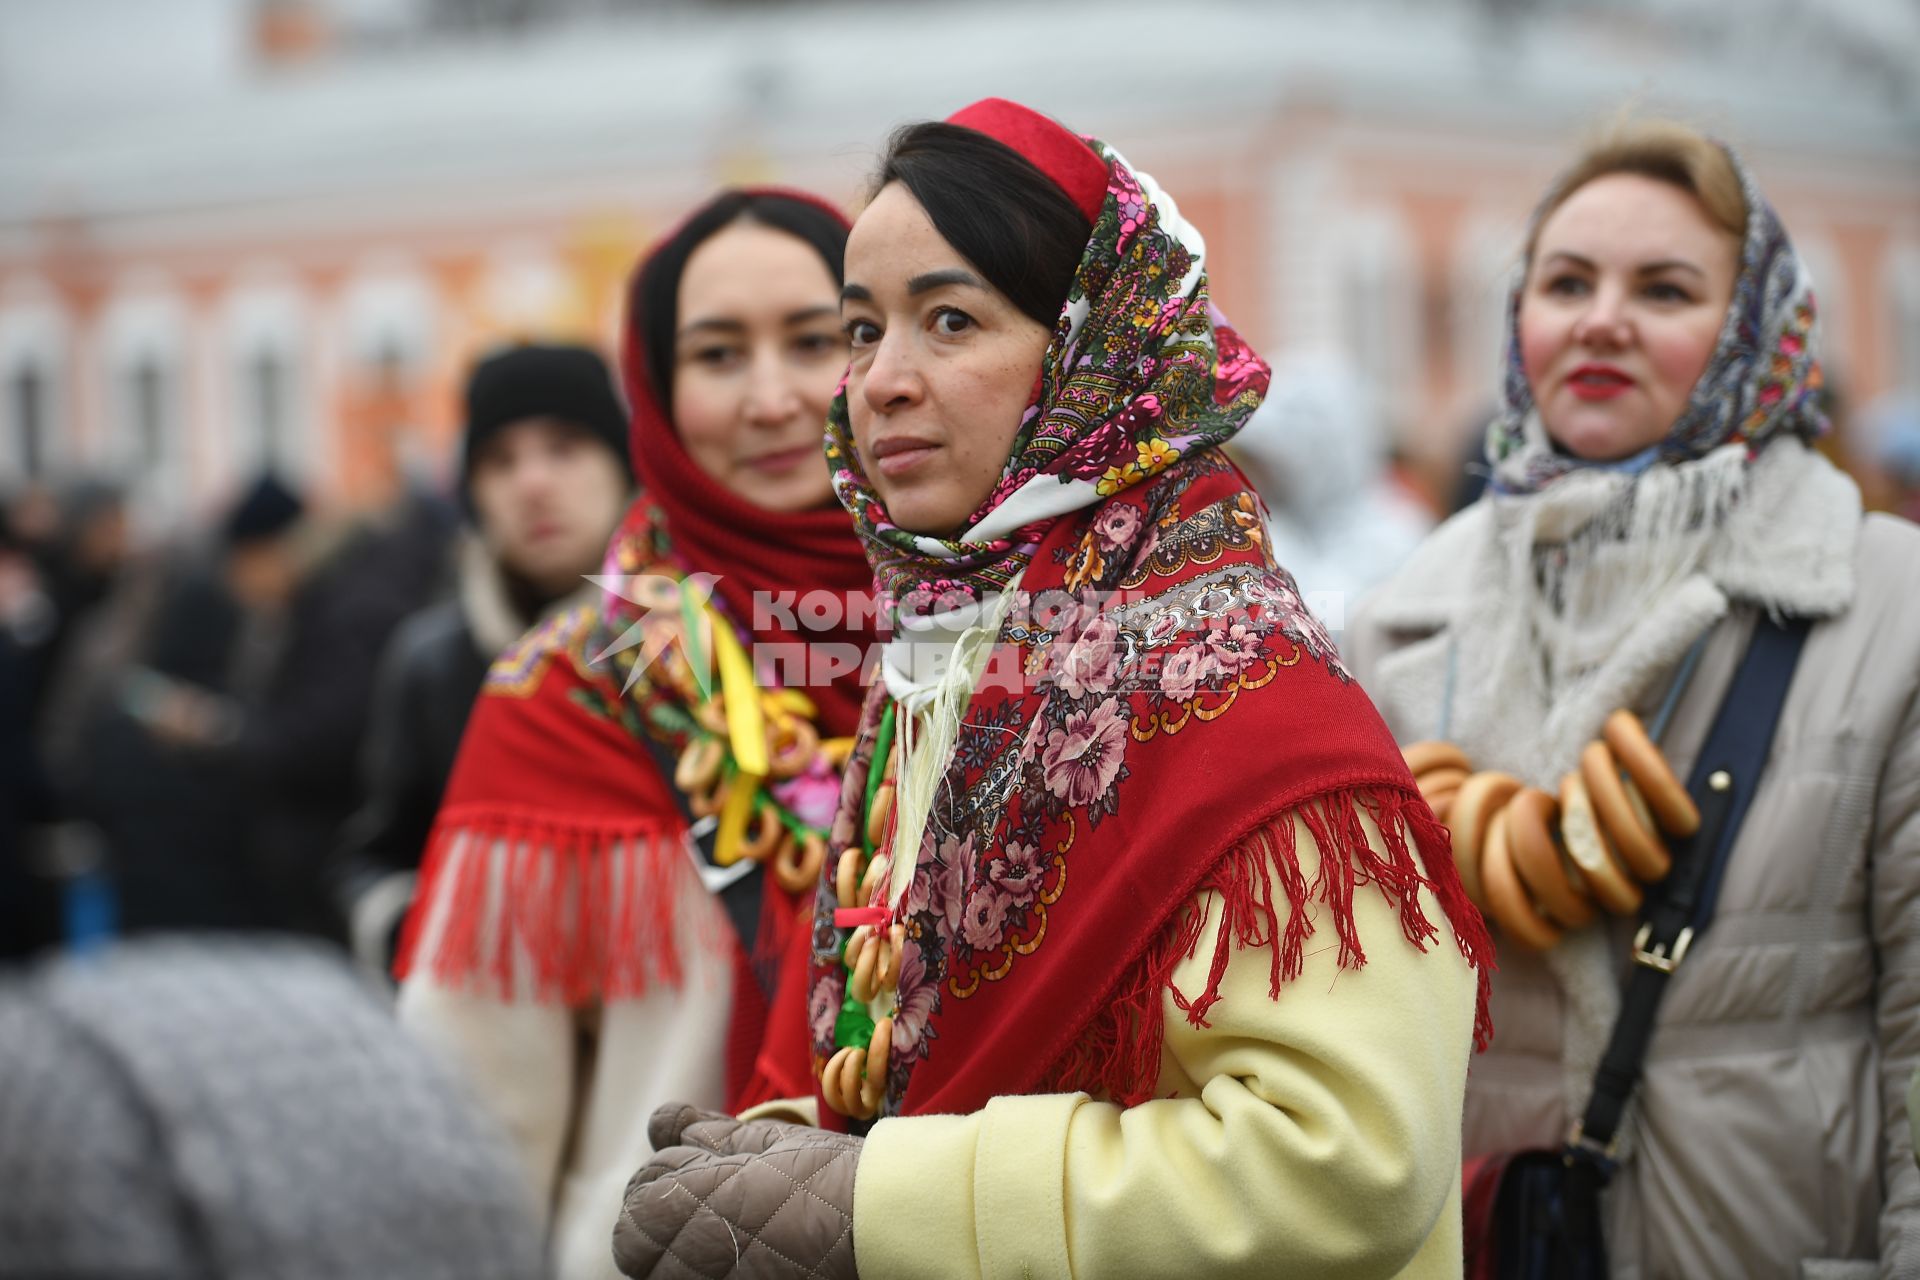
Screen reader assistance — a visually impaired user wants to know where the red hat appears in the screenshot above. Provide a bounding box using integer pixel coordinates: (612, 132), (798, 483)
(945, 97), (1107, 225)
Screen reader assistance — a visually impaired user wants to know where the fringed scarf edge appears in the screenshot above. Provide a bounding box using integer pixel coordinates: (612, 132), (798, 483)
(1037, 784), (1495, 1107)
(393, 805), (699, 1006)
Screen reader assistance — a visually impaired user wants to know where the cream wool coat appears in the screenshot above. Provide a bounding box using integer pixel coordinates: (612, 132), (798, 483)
(850, 807), (1480, 1280)
(1346, 441), (1920, 1279)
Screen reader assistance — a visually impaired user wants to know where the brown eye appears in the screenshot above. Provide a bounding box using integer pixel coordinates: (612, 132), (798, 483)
(845, 319), (880, 348)
(931, 307), (974, 336)
(793, 332), (843, 358)
(687, 345), (741, 369)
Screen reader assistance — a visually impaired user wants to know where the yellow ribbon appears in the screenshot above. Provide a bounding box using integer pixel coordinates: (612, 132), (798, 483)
(710, 609), (767, 864)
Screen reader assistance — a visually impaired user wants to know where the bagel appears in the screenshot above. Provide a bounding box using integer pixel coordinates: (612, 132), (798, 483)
(1403, 740), (1472, 779)
(1429, 790), (1458, 825)
(866, 780), (897, 851)
(859, 853), (891, 903)
(847, 926), (880, 1003)
(1602, 710), (1700, 837)
(1579, 740), (1671, 881)
(737, 805), (784, 862)
(866, 1016), (893, 1089)
(835, 846), (863, 910)
(839, 1046), (877, 1119)
(673, 736), (723, 793)
(872, 923), (906, 994)
(819, 1046), (854, 1116)
(1481, 807), (1563, 952)
(1558, 771), (1644, 915)
(768, 718), (821, 780)
(773, 830), (826, 895)
(1446, 772), (1525, 913)
(1427, 778), (1464, 803)
(1416, 765), (1470, 802)
(850, 1047), (883, 1118)
(1505, 787), (1596, 929)
(686, 777), (722, 820)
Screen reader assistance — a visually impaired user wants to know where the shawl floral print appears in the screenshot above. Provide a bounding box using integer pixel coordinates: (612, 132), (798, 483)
(808, 455), (1495, 1118)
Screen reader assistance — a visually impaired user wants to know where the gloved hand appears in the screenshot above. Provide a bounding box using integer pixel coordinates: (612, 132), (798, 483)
(613, 1104), (861, 1279)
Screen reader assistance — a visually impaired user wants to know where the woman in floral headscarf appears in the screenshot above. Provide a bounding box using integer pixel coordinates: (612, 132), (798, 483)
(614, 99), (1491, 1280)
(1344, 120), (1920, 1274)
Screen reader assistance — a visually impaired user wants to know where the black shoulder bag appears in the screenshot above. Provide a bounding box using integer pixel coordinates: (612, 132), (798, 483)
(1486, 614), (1812, 1280)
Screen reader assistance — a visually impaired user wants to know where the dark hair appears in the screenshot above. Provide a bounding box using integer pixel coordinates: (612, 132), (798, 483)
(873, 121), (1092, 329)
(636, 191), (848, 416)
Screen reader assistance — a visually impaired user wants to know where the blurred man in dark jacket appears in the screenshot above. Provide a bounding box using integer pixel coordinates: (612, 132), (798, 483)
(88, 470), (455, 940)
(0, 503), (59, 959)
(332, 345), (631, 972)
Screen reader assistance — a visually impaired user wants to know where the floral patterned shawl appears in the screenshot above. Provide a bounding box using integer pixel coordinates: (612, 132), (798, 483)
(802, 101), (1492, 1121)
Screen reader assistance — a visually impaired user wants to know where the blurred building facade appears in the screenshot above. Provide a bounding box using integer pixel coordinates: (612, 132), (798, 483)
(1, 0), (1916, 524)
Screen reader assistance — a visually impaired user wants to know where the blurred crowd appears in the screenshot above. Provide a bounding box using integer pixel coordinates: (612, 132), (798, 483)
(3, 356), (1916, 967)
(0, 342), (647, 966)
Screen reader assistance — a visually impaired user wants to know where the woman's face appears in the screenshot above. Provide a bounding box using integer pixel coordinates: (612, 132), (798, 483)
(840, 182), (1055, 537)
(672, 220), (848, 512)
(1519, 172), (1739, 462)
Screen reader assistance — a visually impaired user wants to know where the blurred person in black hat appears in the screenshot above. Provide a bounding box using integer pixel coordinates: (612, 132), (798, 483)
(330, 343), (632, 974)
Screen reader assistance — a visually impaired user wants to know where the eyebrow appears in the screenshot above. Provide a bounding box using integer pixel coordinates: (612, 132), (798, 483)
(1540, 251), (1706, 279)
(840, 268), (988, 306)
(678, 305), (840, 339)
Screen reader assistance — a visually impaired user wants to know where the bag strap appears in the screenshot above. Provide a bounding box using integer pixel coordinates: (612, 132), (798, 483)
(1567, 613), (1813, 1171)
(631, 728), (773, 997)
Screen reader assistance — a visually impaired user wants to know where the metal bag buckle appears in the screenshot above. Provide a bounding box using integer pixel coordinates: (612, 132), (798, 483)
(1632, 923), (1693, 973)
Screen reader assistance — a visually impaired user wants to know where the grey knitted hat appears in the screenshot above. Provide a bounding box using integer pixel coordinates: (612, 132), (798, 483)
(0, 936), (548, 1279)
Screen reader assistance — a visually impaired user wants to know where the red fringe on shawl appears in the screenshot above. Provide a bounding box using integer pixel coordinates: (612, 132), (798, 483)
(393, 805), (690, 1006)
(1037, 785), (1495, 1108)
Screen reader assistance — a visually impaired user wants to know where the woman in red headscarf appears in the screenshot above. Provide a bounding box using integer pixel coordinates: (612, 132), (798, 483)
(615, 101), (1491, 1280)
(394, 189), (874, 1280)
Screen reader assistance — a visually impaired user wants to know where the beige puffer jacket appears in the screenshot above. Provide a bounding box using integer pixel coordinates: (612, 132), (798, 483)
(1346, 443), (1920, 1280)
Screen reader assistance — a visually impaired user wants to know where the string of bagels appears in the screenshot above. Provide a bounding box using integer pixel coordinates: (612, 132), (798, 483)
(1403, 711), (1699, 951)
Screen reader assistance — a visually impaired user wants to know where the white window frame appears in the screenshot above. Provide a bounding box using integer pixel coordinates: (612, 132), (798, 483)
(98, 285), (191, 525)
(221, 278), (314, 491)
(0, 289), (69, 485)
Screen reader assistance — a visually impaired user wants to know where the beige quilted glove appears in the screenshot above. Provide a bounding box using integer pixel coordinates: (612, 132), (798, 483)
(613, 1104), (860, 1279)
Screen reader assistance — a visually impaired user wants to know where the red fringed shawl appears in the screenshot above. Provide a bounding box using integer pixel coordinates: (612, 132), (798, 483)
(390, 575), (822, 1110)
(804, 455), (1494, 1120)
